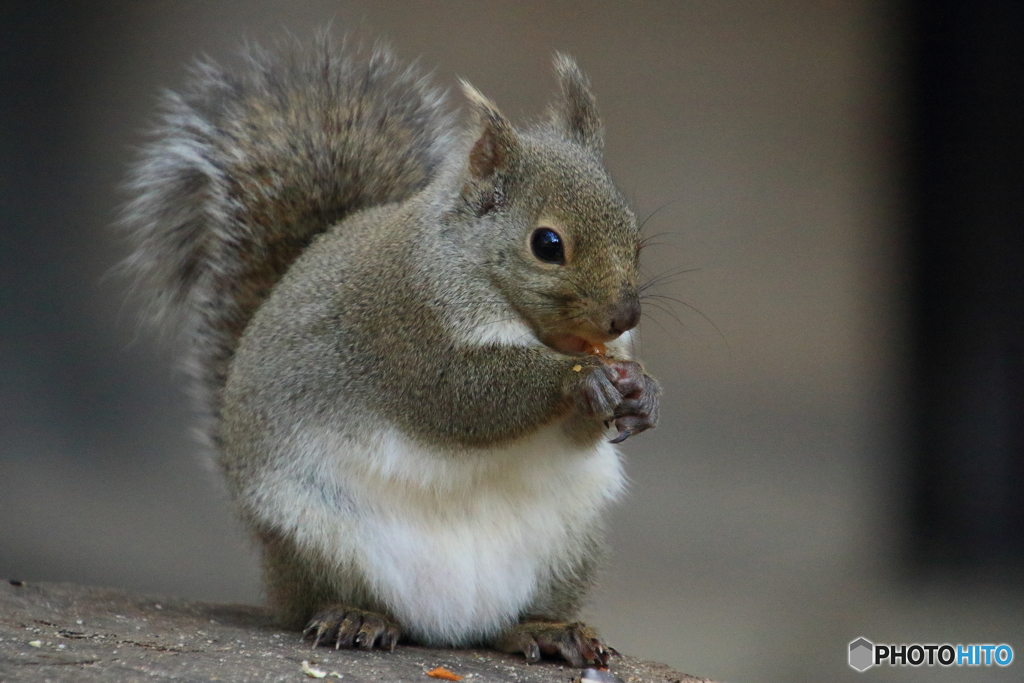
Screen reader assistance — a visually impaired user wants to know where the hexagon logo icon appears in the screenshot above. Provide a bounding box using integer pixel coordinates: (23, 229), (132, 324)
(849, 637), (874, 671)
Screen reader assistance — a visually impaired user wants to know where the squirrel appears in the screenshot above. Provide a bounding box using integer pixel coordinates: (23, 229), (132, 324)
(121, 34), (660, 668)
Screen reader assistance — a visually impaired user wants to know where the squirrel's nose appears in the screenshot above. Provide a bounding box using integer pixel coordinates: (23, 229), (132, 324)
(608, 294), (641, 336)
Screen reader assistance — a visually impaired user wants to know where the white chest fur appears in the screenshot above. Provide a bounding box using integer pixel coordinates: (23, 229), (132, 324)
(255, 422), (624, 644)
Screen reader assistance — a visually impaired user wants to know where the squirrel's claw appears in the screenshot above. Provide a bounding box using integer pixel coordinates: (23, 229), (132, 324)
(303, 606), (401, 652)
(609, 429), (632, 444)
(495, 620), (610, 668)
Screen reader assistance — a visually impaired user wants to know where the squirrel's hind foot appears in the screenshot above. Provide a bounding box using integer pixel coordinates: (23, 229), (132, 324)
(495, 620), (612, 667)
(303, 606), (401, 651)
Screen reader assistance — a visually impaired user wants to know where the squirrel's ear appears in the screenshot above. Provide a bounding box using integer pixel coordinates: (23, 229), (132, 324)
(460, 80), (519, 180)
(459, 81), (519, 214)
(550, 53), (604, 156)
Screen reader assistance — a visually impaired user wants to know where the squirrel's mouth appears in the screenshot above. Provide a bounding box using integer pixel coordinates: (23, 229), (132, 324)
(544, 333), (610, 357)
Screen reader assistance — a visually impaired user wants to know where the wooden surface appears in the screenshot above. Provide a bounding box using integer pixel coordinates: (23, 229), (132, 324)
(0, 580), (717, 683)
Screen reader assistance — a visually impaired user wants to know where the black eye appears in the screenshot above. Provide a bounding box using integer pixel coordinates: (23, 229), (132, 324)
(530, 228), (565, 265)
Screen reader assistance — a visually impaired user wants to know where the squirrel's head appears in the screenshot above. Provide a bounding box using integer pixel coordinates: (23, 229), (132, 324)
(454, 55), (641, 356)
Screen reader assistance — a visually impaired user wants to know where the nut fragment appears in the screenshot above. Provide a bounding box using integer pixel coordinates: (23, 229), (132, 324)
(301, 660), (327, 678)
(577, 668), (624, 683)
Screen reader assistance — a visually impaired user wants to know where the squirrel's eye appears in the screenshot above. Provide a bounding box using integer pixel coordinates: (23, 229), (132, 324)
(530, 228), (565, 265)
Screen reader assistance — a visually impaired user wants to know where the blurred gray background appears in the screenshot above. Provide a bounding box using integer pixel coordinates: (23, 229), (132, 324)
(2, 2), (1022, 682)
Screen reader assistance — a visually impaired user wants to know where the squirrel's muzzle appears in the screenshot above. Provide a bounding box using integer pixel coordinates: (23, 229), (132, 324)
(607, 292), (641, 337)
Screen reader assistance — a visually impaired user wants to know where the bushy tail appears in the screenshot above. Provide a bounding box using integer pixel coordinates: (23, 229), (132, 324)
(121, 35), (452, 443)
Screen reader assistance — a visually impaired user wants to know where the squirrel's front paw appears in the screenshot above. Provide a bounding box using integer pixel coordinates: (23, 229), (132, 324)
(495, 620), (612, 667)
(577, 360), (660, 443)
(303, 605), (401, 651)
(577, 363), (622, 419)
(606, 360), (660, 444)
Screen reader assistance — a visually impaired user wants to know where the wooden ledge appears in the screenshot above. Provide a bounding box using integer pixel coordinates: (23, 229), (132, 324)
(0, 580), (718, 683)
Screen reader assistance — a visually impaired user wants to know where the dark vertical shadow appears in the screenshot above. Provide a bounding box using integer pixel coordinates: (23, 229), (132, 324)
(0, 2), (146, 465)
(906, 0), (1024, 578)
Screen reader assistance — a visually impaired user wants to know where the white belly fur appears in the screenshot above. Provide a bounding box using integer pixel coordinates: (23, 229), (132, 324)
(253, 422), (625, 645)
